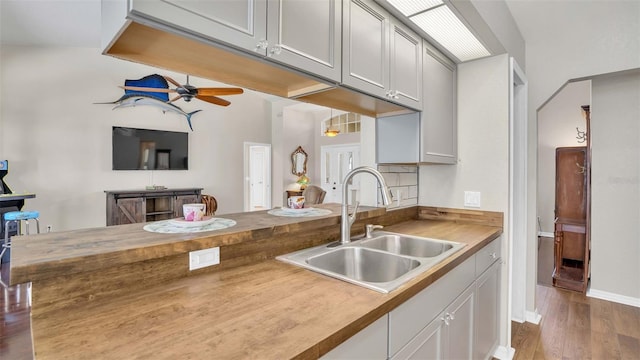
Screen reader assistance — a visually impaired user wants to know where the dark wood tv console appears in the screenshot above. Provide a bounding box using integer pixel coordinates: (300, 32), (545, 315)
(105, 188), (202, 226)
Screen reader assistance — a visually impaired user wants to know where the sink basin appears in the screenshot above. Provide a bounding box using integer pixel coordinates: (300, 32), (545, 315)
(306, 247), (420, 283)
(359, 233), (455, 258)
(276, 231), (465, 293)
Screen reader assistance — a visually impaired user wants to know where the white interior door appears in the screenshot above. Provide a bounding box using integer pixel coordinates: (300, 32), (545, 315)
(321, 144), (360, 204)
(245, 143), (271, 212)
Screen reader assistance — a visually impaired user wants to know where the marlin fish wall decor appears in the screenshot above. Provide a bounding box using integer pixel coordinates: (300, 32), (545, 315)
(97, 74), (243, 131)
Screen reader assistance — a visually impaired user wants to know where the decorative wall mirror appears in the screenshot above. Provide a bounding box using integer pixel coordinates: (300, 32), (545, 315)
(291, 146), (308, 176)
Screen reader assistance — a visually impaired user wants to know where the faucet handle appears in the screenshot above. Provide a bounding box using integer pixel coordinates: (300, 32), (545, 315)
(365, 224), (383, 238)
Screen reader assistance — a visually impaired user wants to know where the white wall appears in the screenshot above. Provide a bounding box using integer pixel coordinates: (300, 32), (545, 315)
(0, 46), (270, 230)
(516, 1), (639, 304)
(537, 80), (591, 234)
(589, 70), (640, 303)
(420, 54), (511, 349)
(467, 0), (526, 69)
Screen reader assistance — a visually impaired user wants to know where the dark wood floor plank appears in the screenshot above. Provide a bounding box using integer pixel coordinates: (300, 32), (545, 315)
(1, 262), (34, 360)
(567, 300), (590, 330)
(591, 330), (621, 360)
(534, 288), (568, 360)
(562, 327), (592, 359)
(590, 297), (616, 334)
(512, 321), (541, 360)
(617, 333), (640, 360)
(612, 302), (640, 339)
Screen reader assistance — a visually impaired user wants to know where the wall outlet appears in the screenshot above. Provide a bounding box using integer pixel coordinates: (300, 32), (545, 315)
(464, 191), (481, 208)
(189, 247), (220, 271)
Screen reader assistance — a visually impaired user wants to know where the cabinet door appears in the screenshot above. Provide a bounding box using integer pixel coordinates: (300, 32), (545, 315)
(266, 0), (341, 82)
(475, 260), (500, 360)
(421, 43), (457, 164)
(113, 197), (145, 225)
(321, 315), (388, 359)
(174, 195), (200, 218)
(342, 0), (389, 98)
(389, 18), (422, 109)
(130, 0), (268, 54)
(392, 312), (447, 360)
(446, 284), (475, 360)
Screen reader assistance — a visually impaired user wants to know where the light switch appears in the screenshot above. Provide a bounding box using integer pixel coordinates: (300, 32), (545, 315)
(189, 247), (220, 270)
(464, 191), (481, 208)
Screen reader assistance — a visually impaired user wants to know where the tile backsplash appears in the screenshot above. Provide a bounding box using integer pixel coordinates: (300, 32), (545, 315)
(377, 165), (418, 209)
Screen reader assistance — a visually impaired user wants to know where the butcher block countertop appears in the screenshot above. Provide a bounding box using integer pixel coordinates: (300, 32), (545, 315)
(9, 203), (384, 285)
(14, 205), (502, 359)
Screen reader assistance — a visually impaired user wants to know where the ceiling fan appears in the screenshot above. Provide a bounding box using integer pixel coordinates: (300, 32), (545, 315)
(120, 74), (244, 107)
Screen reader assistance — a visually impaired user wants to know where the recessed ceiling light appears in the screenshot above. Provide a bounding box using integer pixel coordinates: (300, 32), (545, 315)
(386, 0), (491, 62)
(386, 0), (443, 16)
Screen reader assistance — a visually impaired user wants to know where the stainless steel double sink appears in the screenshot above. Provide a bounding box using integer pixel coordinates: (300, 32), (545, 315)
(276, 231), (466, 293)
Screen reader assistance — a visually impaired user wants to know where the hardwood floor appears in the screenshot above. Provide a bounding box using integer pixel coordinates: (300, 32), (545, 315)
(2, 259), (639, 360)
(0, 262), (34, 360)
(512, 285), (640, 360)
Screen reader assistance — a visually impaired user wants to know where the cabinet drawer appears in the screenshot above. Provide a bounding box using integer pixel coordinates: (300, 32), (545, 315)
(388, 254), (475, 357)
(475, 236), (501, 277)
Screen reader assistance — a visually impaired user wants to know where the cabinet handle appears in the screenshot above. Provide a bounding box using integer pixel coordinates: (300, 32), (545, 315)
(255, 40), (268, 52)
(441, 314), (450, 326)
(268, 45), (282, 56)
(391, 90), (400, 100)
(489, 252), (497, 259)
(449, 312), (455, 321)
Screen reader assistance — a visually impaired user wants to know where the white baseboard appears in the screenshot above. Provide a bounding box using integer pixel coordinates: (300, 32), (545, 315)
(537, 231), (554, 238)
(587, 288), (640, 308)
(525, 309), (542, 324)
(494, 345), (515, 360)
(511, 310), (541, 325)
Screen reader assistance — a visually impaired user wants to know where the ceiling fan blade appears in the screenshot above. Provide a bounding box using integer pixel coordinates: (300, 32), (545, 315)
(119, 86), (176, 93)
(197, 88), (244, 96)
(169, 95), (182, 103)
(163, 75), (182, 88)
(197, 95), (231, 107)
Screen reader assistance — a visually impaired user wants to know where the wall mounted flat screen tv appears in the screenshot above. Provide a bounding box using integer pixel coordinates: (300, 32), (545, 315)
(112, 127), (188, 170)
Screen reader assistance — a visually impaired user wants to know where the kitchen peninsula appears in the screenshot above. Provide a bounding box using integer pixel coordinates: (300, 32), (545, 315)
(10, 205), (502, 359)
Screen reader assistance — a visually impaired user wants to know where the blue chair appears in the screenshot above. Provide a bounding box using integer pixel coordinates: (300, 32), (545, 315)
(1, 210), (40, 264)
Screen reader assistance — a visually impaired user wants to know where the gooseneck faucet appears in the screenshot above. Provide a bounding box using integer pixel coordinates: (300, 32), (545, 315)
(340, 166), (392, 244)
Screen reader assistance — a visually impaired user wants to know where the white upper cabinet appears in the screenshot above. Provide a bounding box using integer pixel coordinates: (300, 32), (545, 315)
(342, 0), (422, 110)
(129, 0), (268, 54)
(129, 0), (341, 82)
(421, 41), (457, 164)
(389, 17), (423, 108)
(266, 0), (342, 82)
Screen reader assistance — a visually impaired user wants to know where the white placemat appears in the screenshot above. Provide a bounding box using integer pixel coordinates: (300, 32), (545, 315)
(143, 217), (237, 233)
(267, 207), (332, 217)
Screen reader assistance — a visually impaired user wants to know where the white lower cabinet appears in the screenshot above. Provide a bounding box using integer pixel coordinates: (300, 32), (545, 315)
(474, 260), (501, 360)
(321, 314), (388, 359)
(321, 237), (502, 360)
(392, 284), (475, 359)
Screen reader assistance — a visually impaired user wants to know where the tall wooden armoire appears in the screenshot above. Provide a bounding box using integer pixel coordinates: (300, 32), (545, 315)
(553, 106), (591, 292)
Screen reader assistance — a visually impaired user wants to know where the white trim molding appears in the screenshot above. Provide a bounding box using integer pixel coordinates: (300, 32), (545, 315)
(494, 345), (516, 360)
(525, 309), (542, 324)
(537, 231), (554, 238)
(587, 288), (640, 308)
